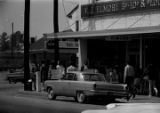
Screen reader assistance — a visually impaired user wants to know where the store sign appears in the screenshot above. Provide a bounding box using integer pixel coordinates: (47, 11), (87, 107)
(105, 37), (130, 41)
(46, 40), (78, 49)
(59, 41), (78, 48)
(46, 40), (55, 49)
(81, 0), (160, 19)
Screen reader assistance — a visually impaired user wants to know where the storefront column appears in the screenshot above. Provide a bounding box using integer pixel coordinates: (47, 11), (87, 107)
(78, 39), (87, 70)
(88, 0), (96, 31)
(140, 37), (143, 69)
(125, 41), (129, 63)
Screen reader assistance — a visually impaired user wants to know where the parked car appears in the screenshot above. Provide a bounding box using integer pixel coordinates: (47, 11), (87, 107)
(6, 71), (24, 84)
(44, 71), (130, 103)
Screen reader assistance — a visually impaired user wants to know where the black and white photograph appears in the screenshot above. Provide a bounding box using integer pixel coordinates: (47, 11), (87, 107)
(0, 0), (160, 113)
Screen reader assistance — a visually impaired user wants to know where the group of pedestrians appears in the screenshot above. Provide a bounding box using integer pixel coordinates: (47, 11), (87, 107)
(48, 61), (65, 80)
(30, 59), (159, 98)
(124, 61), (159, 98)
(43, 61), (78, 80)
(30, 60), (78, 90)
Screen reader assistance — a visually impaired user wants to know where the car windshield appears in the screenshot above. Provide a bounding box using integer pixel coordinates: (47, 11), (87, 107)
(83, 73), (106, 82)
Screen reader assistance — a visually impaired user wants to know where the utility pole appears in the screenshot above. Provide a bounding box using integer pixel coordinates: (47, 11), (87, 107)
(24, 0), (31, 91)
(11, 22), (14, 61)
(54, 0), (59, 65)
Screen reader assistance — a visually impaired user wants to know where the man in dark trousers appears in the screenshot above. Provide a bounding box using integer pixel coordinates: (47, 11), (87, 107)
(124, 61), (136, 99)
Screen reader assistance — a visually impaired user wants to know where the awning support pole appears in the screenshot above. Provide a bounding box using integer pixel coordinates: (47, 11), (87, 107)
(140, 36), (143, 69)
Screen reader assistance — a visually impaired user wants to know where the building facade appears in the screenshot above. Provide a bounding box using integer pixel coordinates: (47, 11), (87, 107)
(30, 34), (78, 67)
(55, 0), (160, 73)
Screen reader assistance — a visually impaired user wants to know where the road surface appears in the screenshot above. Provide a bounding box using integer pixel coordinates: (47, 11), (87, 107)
(1, 71), (160, 113)
(0, 71), (106, 113)
(0, 94), (105, 113)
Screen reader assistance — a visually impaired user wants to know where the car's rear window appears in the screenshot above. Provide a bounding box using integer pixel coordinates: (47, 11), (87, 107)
(83, 74), (106, 82)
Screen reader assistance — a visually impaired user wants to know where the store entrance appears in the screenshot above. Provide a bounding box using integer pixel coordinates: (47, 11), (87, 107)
(144, 37), (160, 68)
(87, 39), (126, 69)
(129, 53), (139, 68)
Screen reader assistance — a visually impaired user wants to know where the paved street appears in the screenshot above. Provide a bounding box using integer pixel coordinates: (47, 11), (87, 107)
(0, 71), (105, 113)
(0, 94), (105, 113)
(0, 71), (22, 95)
(0, 71), (160, 113)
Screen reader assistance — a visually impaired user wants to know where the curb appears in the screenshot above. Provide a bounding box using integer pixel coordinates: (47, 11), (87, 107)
(106, 103), (150, 110)
(18, 89), (47, 97)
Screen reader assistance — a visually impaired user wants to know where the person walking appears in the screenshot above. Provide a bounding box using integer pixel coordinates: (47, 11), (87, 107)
(30, 63), (37, 90)
(40, 61), (48, 85)
(48, 62), (56, 79)
(124, 61), (136, 98)
(144, 64), (158, 97)
(81, 63), (88, 71)
(56, 61), (65, 79)
(67, 62), (76, 72)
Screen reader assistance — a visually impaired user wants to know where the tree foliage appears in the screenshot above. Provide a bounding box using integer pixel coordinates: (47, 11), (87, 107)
(11, 31), (24, 50)
(0, 31), (24, 51)
(0, 32), (10, 51)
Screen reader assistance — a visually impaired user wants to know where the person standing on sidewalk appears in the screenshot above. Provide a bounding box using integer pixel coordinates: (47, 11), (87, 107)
(124, 61), (136, 98)
(66, 62), (76, 72)
(40, 61), (48, 85)
(31, 63), (39, 91)
(144, 64), (158, 97)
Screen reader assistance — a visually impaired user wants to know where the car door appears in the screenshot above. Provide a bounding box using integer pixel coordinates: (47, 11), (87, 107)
(67, 73), (78, 96)
(62, 73), (76, 96)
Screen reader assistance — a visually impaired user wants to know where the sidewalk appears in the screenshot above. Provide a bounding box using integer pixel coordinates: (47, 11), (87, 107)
(2, 71), (160, 103)
(17, 83), (47, 98)
(116, 95), (160, 103)
(17, 88), (160, 103)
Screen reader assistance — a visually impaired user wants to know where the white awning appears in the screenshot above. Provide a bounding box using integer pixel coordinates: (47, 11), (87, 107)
(55, 26), (160, 39)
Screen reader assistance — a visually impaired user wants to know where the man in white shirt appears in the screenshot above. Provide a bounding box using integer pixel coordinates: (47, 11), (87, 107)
(124, 61), (136, 98)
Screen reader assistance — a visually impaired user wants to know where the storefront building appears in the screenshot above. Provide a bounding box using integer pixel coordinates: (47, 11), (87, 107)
(45, 0), (160, 86)
(55, 0), (160, 72)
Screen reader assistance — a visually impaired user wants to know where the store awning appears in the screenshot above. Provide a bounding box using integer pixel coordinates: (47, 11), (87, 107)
(30, 48), (78, 54)
(55, 25), (160, 39)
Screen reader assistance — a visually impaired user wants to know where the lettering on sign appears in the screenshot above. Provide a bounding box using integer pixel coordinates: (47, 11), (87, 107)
(105, 37), (130, 41)
(62, 41), (78, 48)
(81, 0), (160, 19)
(46, 40), (55, 49)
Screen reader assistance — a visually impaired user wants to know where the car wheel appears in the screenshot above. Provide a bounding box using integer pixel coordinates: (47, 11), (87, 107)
(48, 88), (56, 100)
(76, 92), (86, 103)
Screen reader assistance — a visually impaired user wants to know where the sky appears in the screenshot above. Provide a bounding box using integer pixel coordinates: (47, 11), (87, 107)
(0, 0), (79, 38)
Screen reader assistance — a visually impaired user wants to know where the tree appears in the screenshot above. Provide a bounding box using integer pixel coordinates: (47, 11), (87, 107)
(0, 32), (10, 51)
(12, 31), (24, 51)
(0, 31), (24, 52)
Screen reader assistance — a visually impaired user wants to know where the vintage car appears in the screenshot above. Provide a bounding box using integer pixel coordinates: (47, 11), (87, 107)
(44, 71), (130, 103)
(7, 71), (24, 84)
